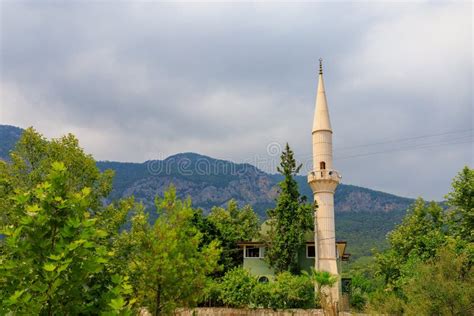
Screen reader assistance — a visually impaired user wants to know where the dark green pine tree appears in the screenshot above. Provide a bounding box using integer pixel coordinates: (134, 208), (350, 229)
(265, 143), (313, 274)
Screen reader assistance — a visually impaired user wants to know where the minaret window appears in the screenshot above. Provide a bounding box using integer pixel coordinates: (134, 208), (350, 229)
(320, 161), (326, 170)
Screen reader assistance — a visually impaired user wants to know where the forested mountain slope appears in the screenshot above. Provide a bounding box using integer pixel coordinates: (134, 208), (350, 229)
(0, 125), (415, 257)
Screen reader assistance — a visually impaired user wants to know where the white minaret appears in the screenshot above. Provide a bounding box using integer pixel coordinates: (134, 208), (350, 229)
(308, 59), (341, 300)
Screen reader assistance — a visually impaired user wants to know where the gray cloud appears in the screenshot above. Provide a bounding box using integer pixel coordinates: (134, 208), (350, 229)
(1, 1), (472, 200)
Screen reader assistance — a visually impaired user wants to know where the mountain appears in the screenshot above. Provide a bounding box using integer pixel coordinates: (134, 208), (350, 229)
(0, 125), (23, 161)
(0, 125), (415, 258)
(98, 153), (414, 258)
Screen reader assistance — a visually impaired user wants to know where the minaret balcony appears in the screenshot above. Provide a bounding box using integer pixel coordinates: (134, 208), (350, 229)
(307, 169), (341, 193)
(307, 169), (342, 183)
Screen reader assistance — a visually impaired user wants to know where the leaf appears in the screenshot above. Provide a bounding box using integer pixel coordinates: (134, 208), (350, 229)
(7, 289), (25, 305)
(14, 193), (29, 204)
(83, 241), (95, 248)
(96, 229), (108, 238)
(82, 187), (91, 196)
(57, 263), (69, 273)
(83, 218), (97, 227)
(111, 274), (122, 285)
(26, 204), (40, 213)
(108, 297), (125, 311)
(51, 161), (66, 172)
(48, 254), (63, 261)
(43, 263), (56, 272)
(68, 239), (85, 250)
(96, 257), (108, 264)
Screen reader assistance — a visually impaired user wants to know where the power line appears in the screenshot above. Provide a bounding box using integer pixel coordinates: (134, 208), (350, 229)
(335, 128), (473, 152)
(334, 137), (473, 161)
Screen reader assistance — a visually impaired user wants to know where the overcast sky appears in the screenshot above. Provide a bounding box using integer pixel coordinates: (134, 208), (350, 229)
(1, 1), (472, 200)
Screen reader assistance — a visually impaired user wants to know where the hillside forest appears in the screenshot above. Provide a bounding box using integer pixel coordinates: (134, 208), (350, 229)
(0, 128), (472, 315)
(0, 124), (417, 265)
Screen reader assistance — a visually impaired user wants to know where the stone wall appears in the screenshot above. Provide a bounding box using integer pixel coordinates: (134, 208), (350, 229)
(174, 308), (325, 316)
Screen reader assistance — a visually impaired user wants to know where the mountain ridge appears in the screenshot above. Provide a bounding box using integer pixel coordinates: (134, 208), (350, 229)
(0, 124), (417, 258)
(0, 124), (414, 215)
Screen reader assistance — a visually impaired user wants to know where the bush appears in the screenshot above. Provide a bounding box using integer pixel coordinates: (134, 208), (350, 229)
(201, 278), (223, 307)
(219, 268), (257, 307)
(251, 282), (275, 308)
(349, 273), (378, 311)
(272, 272), (314, 309)
(217, 268), (315, 309)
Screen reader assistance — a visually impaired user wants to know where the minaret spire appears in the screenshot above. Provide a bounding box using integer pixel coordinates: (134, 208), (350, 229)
(312, 59), (332, 134)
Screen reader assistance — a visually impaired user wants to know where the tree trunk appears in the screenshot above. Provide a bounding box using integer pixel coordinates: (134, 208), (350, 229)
(155, 282), (162, 316)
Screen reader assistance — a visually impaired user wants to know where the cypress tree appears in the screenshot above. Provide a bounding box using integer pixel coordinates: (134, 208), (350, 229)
(265, 143), (313, 274)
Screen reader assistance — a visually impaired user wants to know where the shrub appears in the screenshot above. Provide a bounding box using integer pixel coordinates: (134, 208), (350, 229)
(219, 268), (257, 307)
(272, 272), (314, 309)
(349, 273), (378, 311)
(218, 269), (315, 309)
(201, 278), (223, 307)
(251, 282), (275, 308)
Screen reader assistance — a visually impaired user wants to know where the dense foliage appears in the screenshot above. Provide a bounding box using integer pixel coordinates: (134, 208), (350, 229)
(350, 167), (474, 314)
(1, 128), (471, 314)
(0, 129), (133, 314)
(207, 200), (259, 274)
(215, 268), (315, 309)
(115, 187), (221, 315)
(0, 130), (222, 315)
(265, 143), (313, 274)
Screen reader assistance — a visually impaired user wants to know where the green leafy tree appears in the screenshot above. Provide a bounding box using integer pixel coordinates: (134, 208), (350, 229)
(0, 162), (132, 314)
(445, 166), (474, 243)
(369, 167), (474, 314)
(402, 239), (473, 315)
(207, 200), (259, 273)
(374, 198), (445, 287)
(118, 186), (221, 315)
(265, 143), (313, 273)
(0, 129), (134, 314)
(1, 128), (113, 215)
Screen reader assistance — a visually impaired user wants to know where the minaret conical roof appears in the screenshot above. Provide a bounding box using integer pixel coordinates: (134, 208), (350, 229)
(312, 60), (332, 132)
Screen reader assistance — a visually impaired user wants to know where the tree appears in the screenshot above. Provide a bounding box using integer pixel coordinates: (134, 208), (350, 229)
(369, 167), (474, 314)
(265, 143), (313, 273)
(445, 166), (474, 243)
(402, 239), (473, 315)
(0, 129), (135, 314)
(118, 186), (221, 315)
(207, 200), (259, 274)
(374, 198), (445, 287)
(0, 162), (132, 314)
(1, 128), (113, 214)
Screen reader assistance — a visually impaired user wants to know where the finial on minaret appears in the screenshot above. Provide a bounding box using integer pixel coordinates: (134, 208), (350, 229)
(319, 58), (323, 75)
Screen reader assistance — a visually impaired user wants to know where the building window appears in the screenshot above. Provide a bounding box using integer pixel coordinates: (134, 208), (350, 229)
(307, 245), (315, 258)
(320, 161), (326, 170)
(245, 246), (264, 258)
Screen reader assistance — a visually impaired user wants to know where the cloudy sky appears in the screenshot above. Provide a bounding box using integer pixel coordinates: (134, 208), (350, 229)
(1, 1), (472, 200)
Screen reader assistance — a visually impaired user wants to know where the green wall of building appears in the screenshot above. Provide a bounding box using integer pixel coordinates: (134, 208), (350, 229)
(242, 246), (314, 278)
